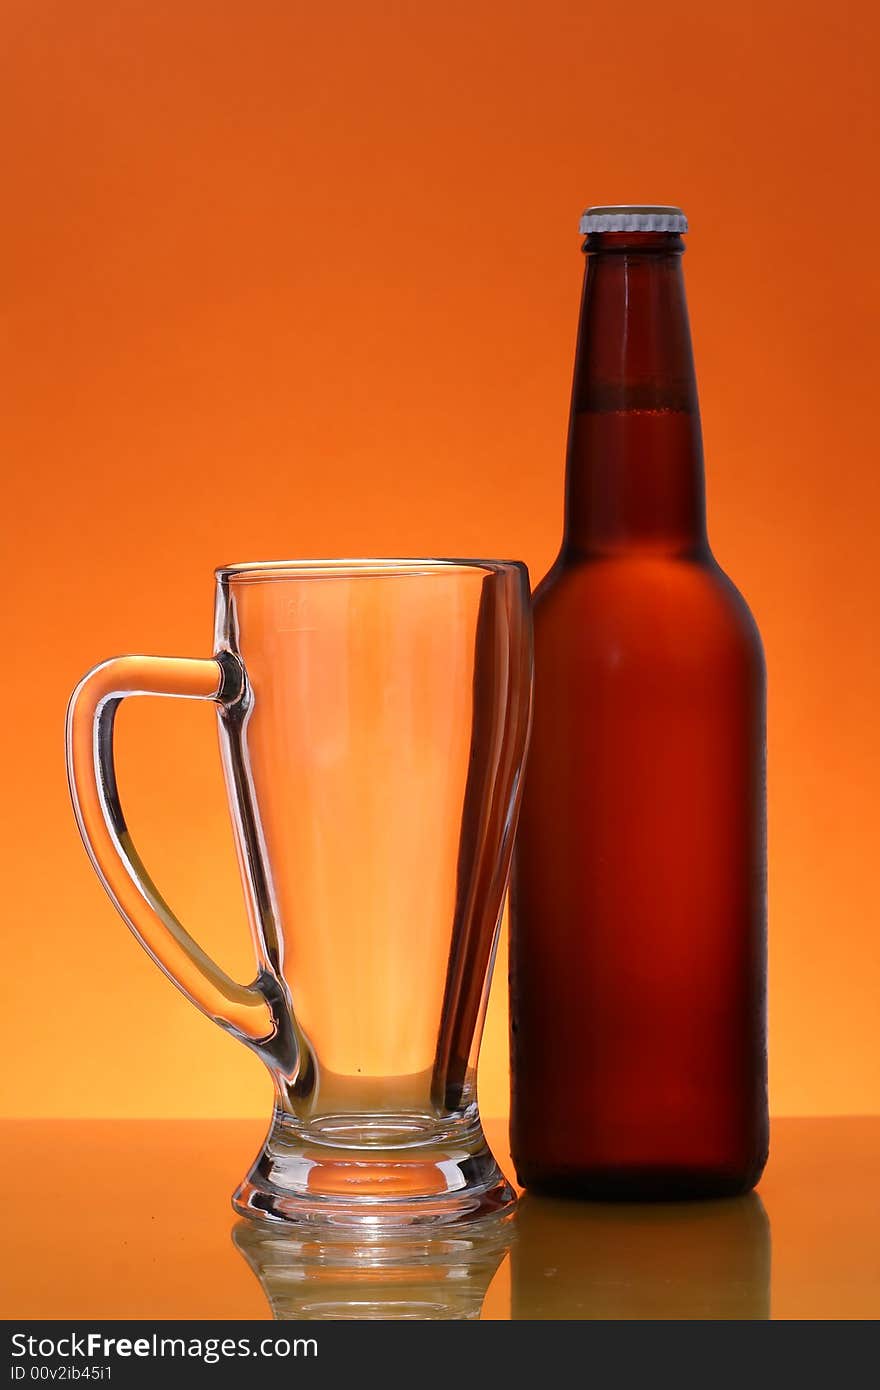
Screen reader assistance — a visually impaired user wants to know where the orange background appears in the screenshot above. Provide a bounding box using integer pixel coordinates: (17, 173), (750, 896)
(1, 0), (878, 1120)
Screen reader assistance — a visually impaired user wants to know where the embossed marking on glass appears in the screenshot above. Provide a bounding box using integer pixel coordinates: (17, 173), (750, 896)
(65, 560), (532, 1226)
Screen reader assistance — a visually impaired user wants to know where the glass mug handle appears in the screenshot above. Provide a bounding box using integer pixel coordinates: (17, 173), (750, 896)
(65, 653), (278, 1050)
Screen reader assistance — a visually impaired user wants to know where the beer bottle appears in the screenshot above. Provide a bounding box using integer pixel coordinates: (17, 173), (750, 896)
(510, 206), (768, 1198)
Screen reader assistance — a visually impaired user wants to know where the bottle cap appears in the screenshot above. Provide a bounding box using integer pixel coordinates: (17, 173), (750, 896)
(579, 205), (688, 235)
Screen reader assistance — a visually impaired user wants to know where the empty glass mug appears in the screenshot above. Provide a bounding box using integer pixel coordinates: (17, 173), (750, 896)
(66, 560), (532, 1226)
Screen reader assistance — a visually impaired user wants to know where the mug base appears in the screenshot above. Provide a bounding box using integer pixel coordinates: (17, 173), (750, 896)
(233, 1108), (517, 1229)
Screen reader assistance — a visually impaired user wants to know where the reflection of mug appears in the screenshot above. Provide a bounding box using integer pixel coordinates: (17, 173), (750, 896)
(511, 1194), (771, 1319)
(66, 560), (532, 1226)
(233, 1214), (513, 1320)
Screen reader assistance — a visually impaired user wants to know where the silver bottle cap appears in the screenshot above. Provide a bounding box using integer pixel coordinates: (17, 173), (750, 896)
(579, 205), (688, 235)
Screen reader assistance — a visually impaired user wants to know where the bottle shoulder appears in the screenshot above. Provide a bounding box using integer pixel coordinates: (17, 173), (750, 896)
(704, 559), (765, 661)
(532, 552), (764, 672)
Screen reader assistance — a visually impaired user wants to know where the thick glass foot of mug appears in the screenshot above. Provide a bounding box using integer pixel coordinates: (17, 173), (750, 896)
(233, 1108), (517, 1228)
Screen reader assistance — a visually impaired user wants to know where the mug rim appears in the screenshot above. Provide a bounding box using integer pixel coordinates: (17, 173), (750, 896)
(215, 557), (529, 583)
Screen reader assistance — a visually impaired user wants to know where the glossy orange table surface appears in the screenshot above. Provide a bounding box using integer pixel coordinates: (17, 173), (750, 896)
(2, 1118), (878, 1320)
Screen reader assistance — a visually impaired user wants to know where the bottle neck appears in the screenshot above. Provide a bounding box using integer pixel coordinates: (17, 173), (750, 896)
(562, 232), (708, 559)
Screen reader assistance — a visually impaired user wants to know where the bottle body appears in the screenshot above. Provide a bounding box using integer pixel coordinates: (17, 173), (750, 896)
(510, 214), (768, 1198)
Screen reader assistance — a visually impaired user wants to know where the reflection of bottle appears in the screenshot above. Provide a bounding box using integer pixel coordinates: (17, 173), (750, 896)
(511, 1193), (770, 1319)
(233, 1214), (513, 1321)
(511, 206), (768, 1198)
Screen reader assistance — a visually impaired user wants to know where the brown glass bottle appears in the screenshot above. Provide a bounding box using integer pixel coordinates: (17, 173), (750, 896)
(510, 206), (768, 1199)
